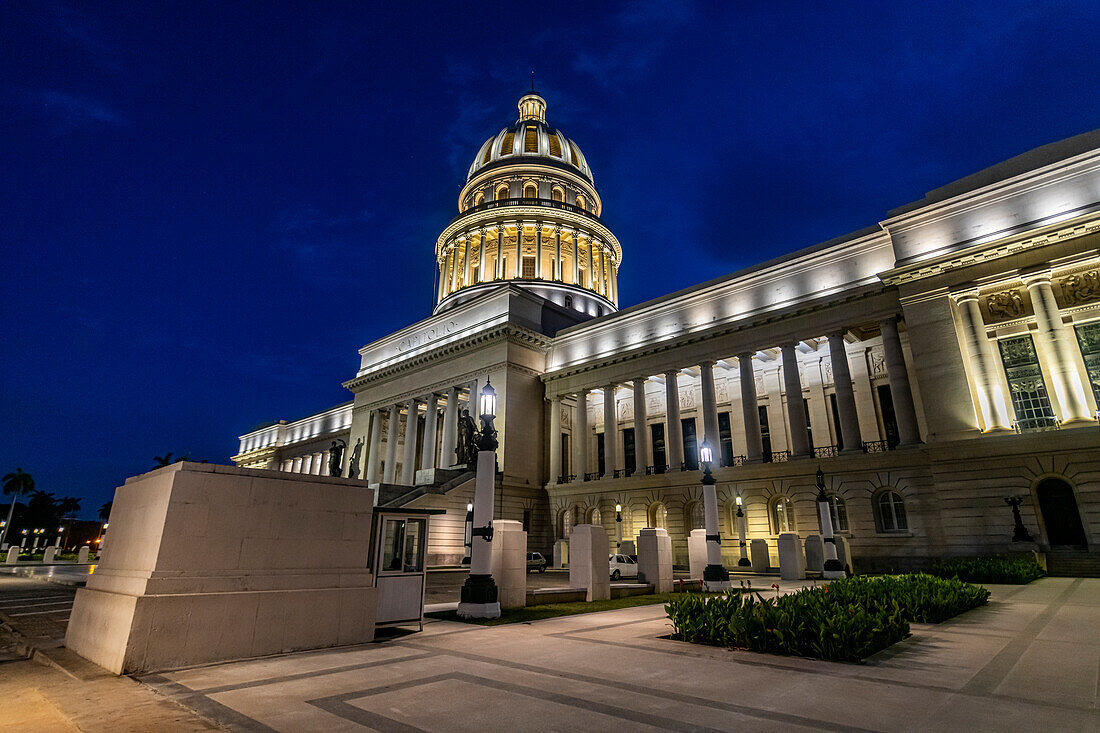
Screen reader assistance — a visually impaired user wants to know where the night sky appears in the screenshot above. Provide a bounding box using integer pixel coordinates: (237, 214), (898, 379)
(4, 1), (1099, 516)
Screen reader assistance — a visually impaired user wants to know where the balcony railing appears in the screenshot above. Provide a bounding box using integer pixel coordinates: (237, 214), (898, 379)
(584, 472), (599, 482)
(558, 474), (577, 484)
(862, 440), (893, 453)
(770, 450), (791, 463)
(813, 445), (839, 458)
(450, 197), (606, 228)
(1013, 416), (1061, 433)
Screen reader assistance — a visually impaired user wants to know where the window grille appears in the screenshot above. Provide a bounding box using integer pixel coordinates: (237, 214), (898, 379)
(998, 335), (1057, 431)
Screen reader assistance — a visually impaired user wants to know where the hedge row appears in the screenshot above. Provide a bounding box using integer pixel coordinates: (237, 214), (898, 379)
(928, 556), (1044, 585)
(666, 574), (990, 662)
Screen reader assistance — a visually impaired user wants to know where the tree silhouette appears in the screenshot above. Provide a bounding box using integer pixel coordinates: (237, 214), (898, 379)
(98, 501), (113, 523)
(57, 497), (81, 518)
(154, 453), (174, 468)
(2, 468), (35, 545)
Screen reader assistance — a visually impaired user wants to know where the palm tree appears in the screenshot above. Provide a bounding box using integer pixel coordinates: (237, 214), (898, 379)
(98, 501), (112, 522)
(2, 468), (35, 545)
(57, 496), (81, 550)
(153, 453), (174, 468)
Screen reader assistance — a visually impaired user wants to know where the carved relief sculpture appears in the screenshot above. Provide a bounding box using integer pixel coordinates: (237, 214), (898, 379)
(1059, 270), (1100, 306)
(985, 290), (1025, 321)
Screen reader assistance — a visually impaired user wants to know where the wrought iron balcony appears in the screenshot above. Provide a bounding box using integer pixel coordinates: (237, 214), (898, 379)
(813, 445), (839, 458)
(450, 197), (606, 227)
(862, 440), (893, 453)
(1013, 416), (1061, 433)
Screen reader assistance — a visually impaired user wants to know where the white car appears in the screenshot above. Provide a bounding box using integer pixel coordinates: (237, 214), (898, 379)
(609, 554), (638, 580)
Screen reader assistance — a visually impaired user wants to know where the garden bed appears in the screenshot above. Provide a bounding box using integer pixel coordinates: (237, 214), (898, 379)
(928, 556), (1044, 584)
(429, 591), (714, 626)
(665, 574), (991, 663)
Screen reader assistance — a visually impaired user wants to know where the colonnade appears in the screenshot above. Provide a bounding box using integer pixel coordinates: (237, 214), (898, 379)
(549, 317), (921, 484)
(437, 221), (618, 303)
(361, 383), (474, 486)
(281, 450), (331, 476)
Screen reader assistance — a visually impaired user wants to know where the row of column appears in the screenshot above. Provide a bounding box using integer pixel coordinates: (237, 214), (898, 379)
(954, 273), (1095, 431)
(363, 384), (470, 486)
(438, 221), (617, 302)
(549, 317), (921, 483)
(282, 450), (330, 476)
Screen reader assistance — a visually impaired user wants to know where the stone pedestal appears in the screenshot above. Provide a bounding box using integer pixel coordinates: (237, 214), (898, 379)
(490, 520), (527, 609)
(5, 547), (18, 564)
(569, 524), (610, 601)
(835, 535), (851, 571)
(553, 539), (569, 568)
(65, 463), (378, 675)
(804, 535), (824, 573)
(77, 546), (90, 563)
(777, 533), (806, 580)
(636, 528), (673, 592)
(619, 539), (636, 556)
(43, 546), (58, 563)
(687, 529), (707, 580)
(750, 539), (769, 573)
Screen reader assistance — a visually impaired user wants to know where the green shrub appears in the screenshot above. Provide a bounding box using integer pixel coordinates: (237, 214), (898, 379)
(929, 556), (1044, 585)
(666, 574), (990, 662)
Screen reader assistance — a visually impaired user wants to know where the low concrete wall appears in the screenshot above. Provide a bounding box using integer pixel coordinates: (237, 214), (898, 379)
(65, 463), (378, 675)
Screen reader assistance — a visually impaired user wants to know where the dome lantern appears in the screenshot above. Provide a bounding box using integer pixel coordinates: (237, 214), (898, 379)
(518, 93), (546, 122)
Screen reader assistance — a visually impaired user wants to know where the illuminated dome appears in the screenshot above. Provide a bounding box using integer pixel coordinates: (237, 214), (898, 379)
(435, 92), (621, 317)
(467, 93), (593, 183)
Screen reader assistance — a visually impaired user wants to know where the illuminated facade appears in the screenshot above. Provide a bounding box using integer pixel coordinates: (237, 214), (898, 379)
(234, 94), (1100, 572)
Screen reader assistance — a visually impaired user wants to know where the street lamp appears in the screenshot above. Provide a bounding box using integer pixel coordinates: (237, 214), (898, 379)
(699, 440), (730, 591)
(462, 502), (474, 565)
(816, 467), (845, 579)
(615, 503), (623, 550)
(20, 529), (28, 548)
(735, 495), (750, 567)
(457, 377), (501, 619)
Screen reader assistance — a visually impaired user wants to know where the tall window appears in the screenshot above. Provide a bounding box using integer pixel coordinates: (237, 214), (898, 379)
(718, 412), (734, 465)
(499, 132), (515, 155)
(876, 491), (908, 532)
(681, 418), (698, 470)
(473, 191), (485, 207)
(688, 501), (705, 530)
(623, 427), (636, 474)
(650, 423), (666, 473)
(522, 257), (535, 278)
(649, 503), (667, 529)
(998, 334), (1057, 430)
(877, 385), (900, 448)
(772, 497), (794, 533)
(576, 195), (587, 211)
(759, 405), (772, 461)
(1074, 322), (1100, 406)
(596, 433), (605, 475)
(523, 127), (538, 153)
(803, 398), (813, 448)
(829, 393), (844, 451)
(495, 184), (509, 200)
(588, 507), (601, 525)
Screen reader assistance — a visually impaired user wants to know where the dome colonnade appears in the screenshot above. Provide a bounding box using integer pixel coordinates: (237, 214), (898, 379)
(434, 93), (621, 316)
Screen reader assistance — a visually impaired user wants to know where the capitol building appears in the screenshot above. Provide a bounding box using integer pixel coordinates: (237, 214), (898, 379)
(233, 92), (1100, 572)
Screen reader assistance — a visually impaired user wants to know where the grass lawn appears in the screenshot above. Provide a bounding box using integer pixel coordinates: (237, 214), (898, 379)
(427, 592), (712, 626)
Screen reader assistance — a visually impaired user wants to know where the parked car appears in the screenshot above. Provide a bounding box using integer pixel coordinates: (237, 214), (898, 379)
(609, 554), (638, 580)
(526, 551), (548, 573)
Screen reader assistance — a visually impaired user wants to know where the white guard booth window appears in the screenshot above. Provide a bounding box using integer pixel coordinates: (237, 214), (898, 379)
(371, 508), (444, 630)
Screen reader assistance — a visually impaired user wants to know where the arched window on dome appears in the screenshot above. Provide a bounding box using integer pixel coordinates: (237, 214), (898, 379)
(524, 126), (538, 153)
(551, 186), (564, 202)
(576, 195), (587, 211)
(495, 184), (510, 201)
(523, 182), (538, 199)
(472, 191), (485, 207)
(481, 144), (492, 165)
(549, 133), (563, 157)
(499, 132), (515, 156)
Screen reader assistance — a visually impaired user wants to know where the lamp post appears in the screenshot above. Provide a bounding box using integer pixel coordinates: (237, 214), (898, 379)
(735, 495), (750, 567)
(20, 529), (28, 548)
(699, 440), (730, 591)
(462, 502), (474, 565)
(816, 467), (845, 579)
(457, 377), (502, 619)
(615, 503), (623, 550)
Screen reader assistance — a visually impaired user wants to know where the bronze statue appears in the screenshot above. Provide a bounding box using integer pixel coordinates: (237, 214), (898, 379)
(328, 439), (346, 477)
(347, 437), (364, 479)
(456, 408), (478, 465)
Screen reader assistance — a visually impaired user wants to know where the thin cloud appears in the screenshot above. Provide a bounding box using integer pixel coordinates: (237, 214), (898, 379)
(38, 90), (126, 127)
(572, 0), (694, 87)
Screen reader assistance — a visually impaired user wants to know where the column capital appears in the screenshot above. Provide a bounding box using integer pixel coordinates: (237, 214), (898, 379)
(663, 368), (680, 379)
(736, 351), (755, 362)
(826, 329), (848, 341)
(1021, 268), (1054, 287)
(632, 376), (648, 387)
(878, 315), (901, 329)
(950, 288), (981, 304)
(698, 359), (716, 369)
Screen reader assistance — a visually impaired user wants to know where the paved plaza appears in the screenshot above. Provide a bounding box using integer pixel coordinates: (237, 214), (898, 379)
(1, 575), (1098, 731)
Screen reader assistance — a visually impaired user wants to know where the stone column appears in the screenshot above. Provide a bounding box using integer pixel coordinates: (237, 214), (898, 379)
(699, 361), (721, 464)
(302, 454), (313, 475)
(495, 225), (504, 280)
(602, 384), (618, 478)
(383, 404), (400, 483)
(953, 293), (1012, 431)
(737, 353), (763, 463)
(476, 228), (485, 282)
(1023, 272), (1094, 424)
(535, 221), (543, 279)
(555, 226), (562, 281)
(575, 390), (589, 480)
(828, 332), (864, 453)
(420, 393), (440, 471)
(366, 409), (383, 482)
(780, 343), (812, 457)
(879, 318), (923, 445)
(631, 378), (649, 476)
(549, 395), (562, 484)
(400, 399), (419, 485)
(319, 451), (330, 476)
(664, 370), (684, 471)
(441, 386), (459, 466)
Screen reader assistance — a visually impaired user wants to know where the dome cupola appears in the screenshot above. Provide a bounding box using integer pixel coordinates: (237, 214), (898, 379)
(434, 92), (621, 317)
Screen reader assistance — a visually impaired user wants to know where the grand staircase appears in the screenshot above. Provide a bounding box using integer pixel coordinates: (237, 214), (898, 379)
(375, 467), (476, 508)
(1045, 550), (1100, 578)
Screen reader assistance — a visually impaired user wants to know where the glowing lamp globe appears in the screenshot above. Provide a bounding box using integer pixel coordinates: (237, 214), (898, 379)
(479, 378), (497, 420)
(699, 440), (714, 467)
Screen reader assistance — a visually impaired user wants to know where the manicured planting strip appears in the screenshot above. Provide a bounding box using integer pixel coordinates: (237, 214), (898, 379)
(928, 556), (1045, 584)
(666, 574), (991, 663)
(428, 592), (716, 626)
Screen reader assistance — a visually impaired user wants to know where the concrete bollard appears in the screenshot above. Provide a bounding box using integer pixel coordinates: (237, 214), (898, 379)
(490, 520), (527, 609)
(77, 546), (90, 564)
(6, 546), (19, 564)
(804, 535), (824, 573)
(636, 528), (673, 593)
(569, 524), (610, 601)
(687, 529), (707, 580)
(835, 535), (850, 572)
(619, 539), (636, 556)
(553, 538), (569, 568)
(44, 546), (58, 563)
(750, 539), (769, 573)
(777, 533), (806, 580)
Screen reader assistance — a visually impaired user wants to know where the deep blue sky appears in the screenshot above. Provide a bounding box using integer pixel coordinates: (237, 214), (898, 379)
(3, 1), (1099, 516)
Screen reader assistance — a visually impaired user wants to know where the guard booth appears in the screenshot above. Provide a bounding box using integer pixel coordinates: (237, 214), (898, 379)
(370, 508), (444, 630)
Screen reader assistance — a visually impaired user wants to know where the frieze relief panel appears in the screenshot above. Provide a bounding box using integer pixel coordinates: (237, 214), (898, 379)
(867, 346), (887, 378)
(822, 358), (833, 387)
(619, 399), (633, 420)
(1057, 269), (1100, 307)
(647, 396), (663, 415)
(755, 372), (765, 396)
(980, 287), (1030, 323)
(716, 382), (730, 403)
(560, 406), (571, 429)
(679, 388), (696, 410)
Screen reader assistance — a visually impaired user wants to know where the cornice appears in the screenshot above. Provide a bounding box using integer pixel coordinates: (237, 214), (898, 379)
(459, 161), (601, 210)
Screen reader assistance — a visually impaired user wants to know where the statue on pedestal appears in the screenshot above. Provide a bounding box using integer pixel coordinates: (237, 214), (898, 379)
(347, 438), (364, 480)
(328, 439), (346, 478)
(456, 409), (478, 466)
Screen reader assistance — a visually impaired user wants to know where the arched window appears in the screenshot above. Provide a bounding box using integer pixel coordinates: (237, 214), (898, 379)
(588, 507), (601, 525)
(686, 501), (705, 530)
(495, 184), (510, 201)
(523, 182), (538, 199)
(771, 496), (795, 534)
(576, 195), (587, 211)
(875, 491), (908, 532)
(472, 191), (485, 207)
(551, 186), (565, 202)
(564, 295), (574, 309)
(559, 508), (572, 539)
(823, 495), (848, 533)
(648, 503), (667, 530)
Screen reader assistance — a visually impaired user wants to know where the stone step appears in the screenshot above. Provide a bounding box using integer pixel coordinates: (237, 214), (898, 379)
(1046, 551), (1100, 577)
